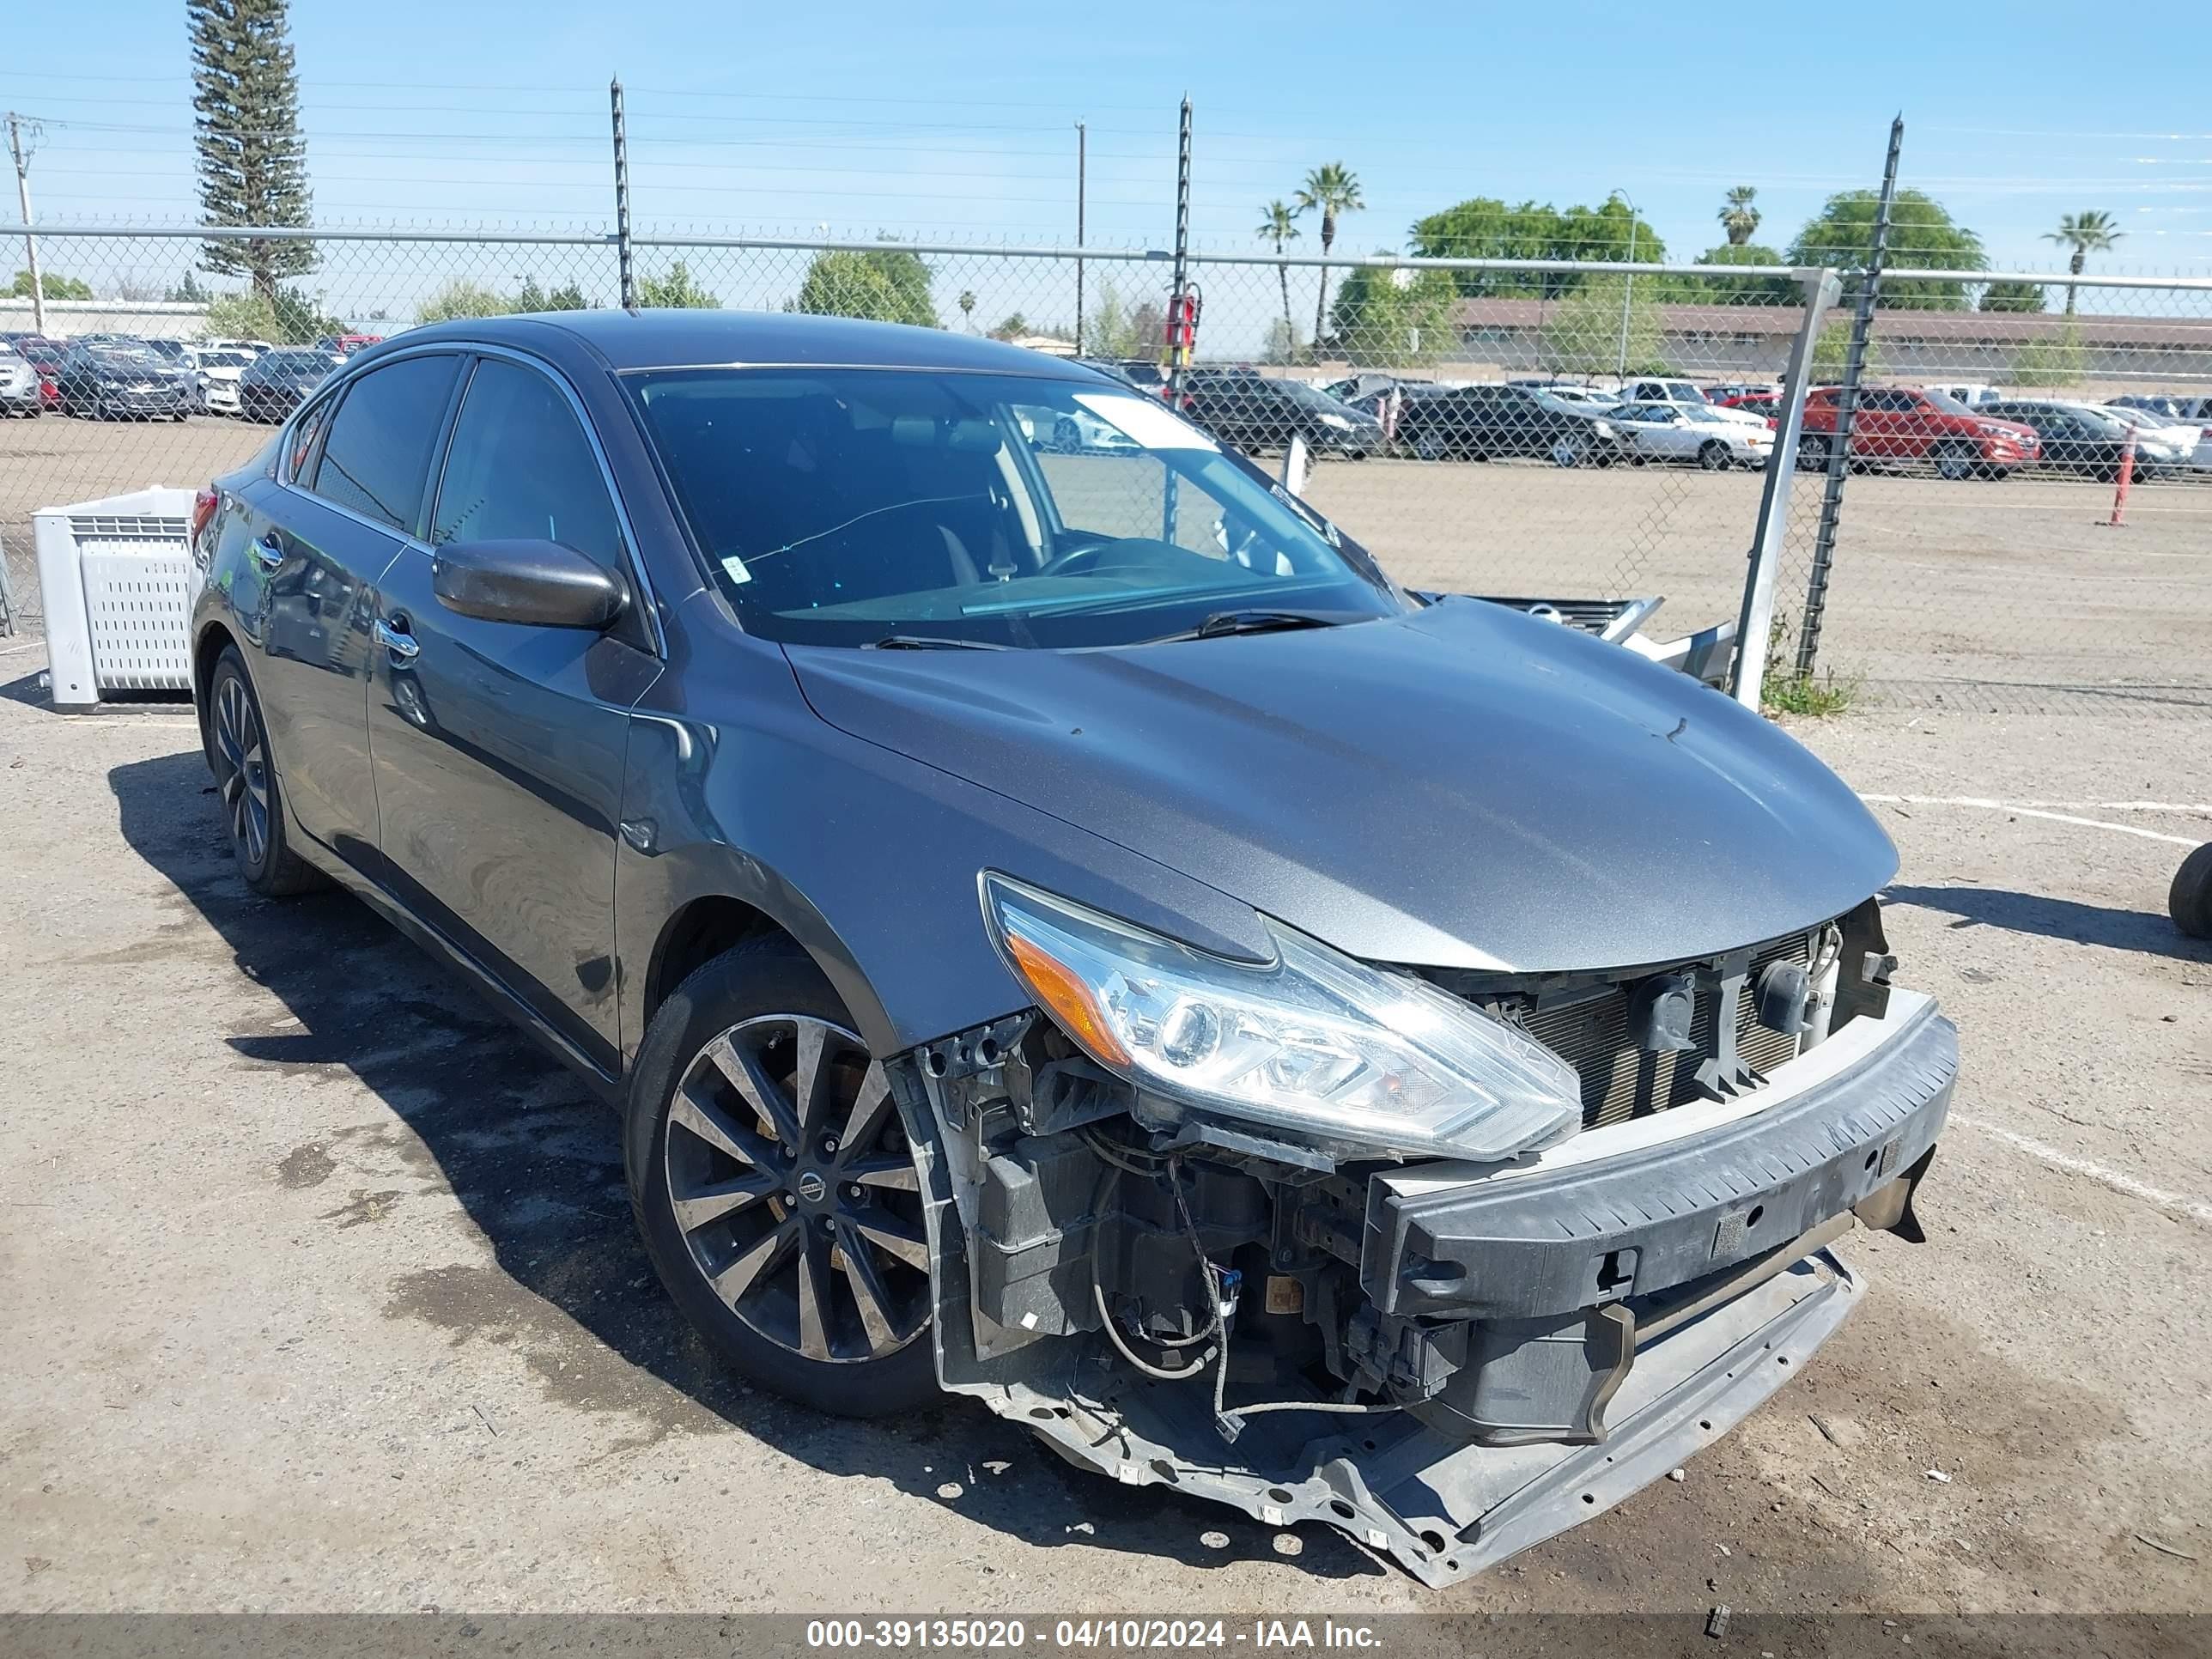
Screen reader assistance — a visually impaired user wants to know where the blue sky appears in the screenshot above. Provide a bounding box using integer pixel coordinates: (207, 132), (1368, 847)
(4, 0), (2209, 275)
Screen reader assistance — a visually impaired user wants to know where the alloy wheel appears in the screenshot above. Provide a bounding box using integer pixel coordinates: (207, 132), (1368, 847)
(212, 675), (270, 869)
(664, 1014), (930, 1364)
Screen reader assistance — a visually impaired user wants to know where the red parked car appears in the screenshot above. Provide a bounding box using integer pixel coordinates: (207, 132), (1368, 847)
(1800, 385), (2039, 479)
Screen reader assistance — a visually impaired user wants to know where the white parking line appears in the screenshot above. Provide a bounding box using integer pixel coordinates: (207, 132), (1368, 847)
(1859, 794), (2206, 847)
(0, 641), (46, 658)
(1954, 1115), (2212, 1227)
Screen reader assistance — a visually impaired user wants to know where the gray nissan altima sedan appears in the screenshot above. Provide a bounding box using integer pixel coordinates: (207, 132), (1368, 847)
(187, 310), (1954, 1583)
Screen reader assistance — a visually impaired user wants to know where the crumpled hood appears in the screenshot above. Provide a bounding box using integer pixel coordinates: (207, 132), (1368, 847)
(785, 600), (1896, 973)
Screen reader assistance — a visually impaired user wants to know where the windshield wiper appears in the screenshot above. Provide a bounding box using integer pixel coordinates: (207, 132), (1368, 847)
(867, 634), (1015, 651)
(1152, 609), (1352, 644)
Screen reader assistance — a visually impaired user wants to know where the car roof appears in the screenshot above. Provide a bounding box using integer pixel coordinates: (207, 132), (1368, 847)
(385, 308), (1103, 379)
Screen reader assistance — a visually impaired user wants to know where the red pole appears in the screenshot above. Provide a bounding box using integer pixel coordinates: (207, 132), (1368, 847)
(2104, 430), (2136, 528)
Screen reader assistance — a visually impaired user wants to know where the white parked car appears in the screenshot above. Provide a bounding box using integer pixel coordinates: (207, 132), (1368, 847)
(1920, 381), (2004, 408)
(191, 346), (258, 414)
(1536, 386), (1620, 410)
(1611, 376), (1769, 430)
(2087, 404), (2207, 472)
(1611, 400), (1773, 470)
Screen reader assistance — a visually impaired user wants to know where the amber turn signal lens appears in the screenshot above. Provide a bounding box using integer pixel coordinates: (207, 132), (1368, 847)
(1004, 930), (1132, 1068)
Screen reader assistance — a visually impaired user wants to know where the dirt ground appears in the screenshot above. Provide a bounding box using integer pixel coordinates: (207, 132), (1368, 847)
(5, 413), (2210, 709)
(0, 602), (2207, 1620)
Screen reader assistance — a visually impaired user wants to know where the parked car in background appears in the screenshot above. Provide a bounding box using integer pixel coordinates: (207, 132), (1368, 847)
(1531, 384), (1619, 410)
(1800, 385), (2039, 479)
(0, 347), (45, 416)
(1611, 400), (1772, 470)
(1978, 399), (2158, 482)
(194, 346), (258, 414)
(316, 332), (386, 358)
(201, 337), (275, 357)
(1705, 382), (1780, 404)
(1918, 382), (2003, 408)
(238, 348), (340, 422)
(187, 309), (1953, 1585)
(1323, 371), (1433, 403)
(2087, 404), (2202, 473)
(1395, 381), (1625, 466)
(1182, 367), (1384, 456)
(1610, 376), (1768, 430)
(53, 341), (192, 421)
(1716, 391), (1780, 421)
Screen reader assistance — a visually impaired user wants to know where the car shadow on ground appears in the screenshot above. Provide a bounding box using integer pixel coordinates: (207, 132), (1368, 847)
(1887, 881), (2210, 961)
(106, 746), (1381, 1582)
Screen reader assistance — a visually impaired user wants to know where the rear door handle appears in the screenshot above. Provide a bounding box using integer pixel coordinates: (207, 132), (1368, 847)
(252, 532), (284, 571)
(374, 617), (420, 662)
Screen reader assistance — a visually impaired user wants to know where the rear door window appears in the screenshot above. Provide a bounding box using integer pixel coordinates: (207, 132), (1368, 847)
(307, 355), (462, 534)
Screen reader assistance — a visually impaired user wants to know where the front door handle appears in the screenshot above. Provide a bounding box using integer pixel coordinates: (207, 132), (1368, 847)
(252, 532), (284, 571)
(374, 617), (420, 663)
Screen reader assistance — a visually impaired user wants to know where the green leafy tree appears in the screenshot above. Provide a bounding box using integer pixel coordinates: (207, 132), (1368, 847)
(1080, 277), (1152, 358)
(637, 259), (721, 309)
(957, 289), (975, 330)
(1408, 196), (1665, 297)
(206, 284), (342, 344)
(1295, 162), (1364, 350)
(167, 270), (211, 303)
(416, 279), (513, 324)
(2043, 210), (2123, 316)
(1255, 198), (1302, 356)
(2010, 321), (2085, 388)
(513, 277), (548, 313)
(1809, 319), (1886, 383)
(1539, 277), (1668, 377)
(1718, 185), (1762, 247)
(1786, 190), (1984, 308)
(988, 313), (1028, 341)
(1680, 243), (1796, 302)
(544, 281), (589, 311)
(190, 0), (315, 301)
(1328, 265), (1459, 367)
(1979, 279), (2047, 313)
(10, 270), (94, 300)
(791, 247), (934, 325)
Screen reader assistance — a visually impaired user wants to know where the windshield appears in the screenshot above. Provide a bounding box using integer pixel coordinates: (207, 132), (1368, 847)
(263, 352), (330, 374)
(88, 346), (160, 368)
(200, 349), (253, 368)
(628, 368), (1402, 648)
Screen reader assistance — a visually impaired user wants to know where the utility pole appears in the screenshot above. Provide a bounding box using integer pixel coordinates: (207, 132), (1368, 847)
(7, 112), (45, 336)
(1073, 121), (1087, 356)
(609, 79), (636, 311)
(1613, 192), (1638, 383)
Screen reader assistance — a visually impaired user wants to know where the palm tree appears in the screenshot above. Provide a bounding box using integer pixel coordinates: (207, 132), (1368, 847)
(2043, 210), (2124, 315)
(957, 289), (976, 331)
(1294, 162), (1364, 352)
(1718, 185), (1761, 247)
(1255, 199), (1302, 356)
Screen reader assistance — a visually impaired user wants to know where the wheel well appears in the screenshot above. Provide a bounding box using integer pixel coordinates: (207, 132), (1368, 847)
(192, 623), (235, 746)
(645, 896), (787, 1026)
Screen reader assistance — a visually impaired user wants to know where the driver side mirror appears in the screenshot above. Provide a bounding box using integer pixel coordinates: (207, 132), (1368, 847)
(432, 538), (628, 630)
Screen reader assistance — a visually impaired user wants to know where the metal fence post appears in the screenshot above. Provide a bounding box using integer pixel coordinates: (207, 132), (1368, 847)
(1794, 114), (1904, 682)
(1073, 121), (1086, 355)
(1162, 96), (1192, 546)
(610, 78), (636, 311)
(1731, 267), (1842, 708)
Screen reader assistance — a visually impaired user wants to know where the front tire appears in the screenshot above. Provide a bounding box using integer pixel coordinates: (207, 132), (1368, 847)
(1934, 441), (1976, 481)
(1698, 440), (1731, 471)
(207, 648), (323, 896)
(1798, 433), (1832, 471)
(2172, 843), (2212, 939)
(625, 938), (939, 1418)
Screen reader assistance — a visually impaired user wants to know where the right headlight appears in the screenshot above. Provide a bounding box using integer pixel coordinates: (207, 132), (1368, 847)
(980, 874), (1583, 1163)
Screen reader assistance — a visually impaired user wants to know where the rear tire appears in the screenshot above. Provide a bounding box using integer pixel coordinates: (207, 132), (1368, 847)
(625, 937), (939, 1419)
(1698, 441), (1731, 471)
(1798, 433), (1832, 471)
(206, 648), (324, 897)
(2172, 844), (2212, 939)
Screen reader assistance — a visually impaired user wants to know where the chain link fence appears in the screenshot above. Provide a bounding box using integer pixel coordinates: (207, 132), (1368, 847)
(3, 224), (2209, 711)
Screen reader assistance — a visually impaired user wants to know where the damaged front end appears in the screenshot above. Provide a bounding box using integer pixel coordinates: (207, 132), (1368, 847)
(889, 888), (1955, 1585)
